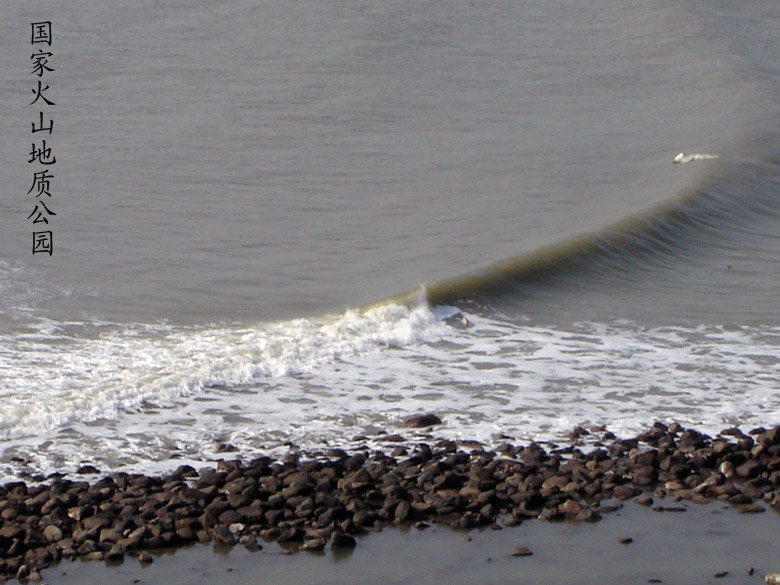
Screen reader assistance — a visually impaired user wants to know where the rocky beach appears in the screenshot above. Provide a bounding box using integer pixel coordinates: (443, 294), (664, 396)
(3, 421), (780, 583)
(3, 2), (780, 584)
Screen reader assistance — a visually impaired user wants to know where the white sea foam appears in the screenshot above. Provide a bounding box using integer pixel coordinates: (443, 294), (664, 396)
(2, 304), (780, 480)
(673, 152), (720, 164)
(0, 301), (445, 441)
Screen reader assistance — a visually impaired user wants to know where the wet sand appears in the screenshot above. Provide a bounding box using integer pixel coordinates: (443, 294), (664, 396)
(47, 500), (780, 585)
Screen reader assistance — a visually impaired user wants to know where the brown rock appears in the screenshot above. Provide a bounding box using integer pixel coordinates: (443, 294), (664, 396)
(276, 526), (304, 543)
(612, 485), (640, 500)
(301, 537), (326, 551)
(402, 414), (442, 429)
(558, 499), (582, 517)
(0, 525), (25, 540)
(652, 506), (687, 512)
(394, 500), (412, 522)
(736, 504), (764, 514)
(72, 526), (99, 544)
(330, 531), (356, 548)
(85, 551), (104, 561)
(42, 525), (62, 543)
(99, 528), (122, 543)
(212, 525), (236, 545)
(218, 509), (244, 525)
(0, 507), (21, 521)
(105, 545), (125, 562)
(137, 552), (153, 564)
(568, 426), (590, 440)
(512, 546), (533, 557)
(175, 527), (197, 543)
(82, 515), (109, 531)
(575, 507), (601, 522)
(736, 460), (765, 479)
(541, 475), (569, 491)
(632, 466), (658, 486)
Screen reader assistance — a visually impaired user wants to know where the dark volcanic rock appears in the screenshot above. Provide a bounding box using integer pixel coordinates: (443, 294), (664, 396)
(330, 531), (356, 548)
(1, 422), (780, 580)
(212, 525), (236, 545)
(137, 551), (153, 564)
(402, 414), (442, 428)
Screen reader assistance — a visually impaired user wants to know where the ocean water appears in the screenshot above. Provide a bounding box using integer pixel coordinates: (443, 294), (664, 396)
(0, 0), (779, 480)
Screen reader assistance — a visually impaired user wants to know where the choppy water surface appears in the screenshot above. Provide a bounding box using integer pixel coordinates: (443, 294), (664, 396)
(0, 0), (779, 480)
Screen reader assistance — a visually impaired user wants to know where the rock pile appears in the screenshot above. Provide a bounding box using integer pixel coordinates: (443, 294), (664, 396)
(2, 421), (780, 581)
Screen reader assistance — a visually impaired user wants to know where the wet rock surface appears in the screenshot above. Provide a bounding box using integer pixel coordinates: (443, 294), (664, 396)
(2, 422), (780, 580)
(401, 414), (442, 428)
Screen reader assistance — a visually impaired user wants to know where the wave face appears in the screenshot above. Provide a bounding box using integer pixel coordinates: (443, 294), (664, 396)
(1, 0), (780, 480)
(0, 0), (766, 325)
(419, 154), (780, 326)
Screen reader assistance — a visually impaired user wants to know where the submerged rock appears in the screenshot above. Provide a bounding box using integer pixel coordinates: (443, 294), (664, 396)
(443, 313), (471, 328)
(512, 546), (533, 557)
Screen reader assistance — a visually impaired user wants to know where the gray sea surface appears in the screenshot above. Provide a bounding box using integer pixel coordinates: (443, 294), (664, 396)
(0, 0), (775, 325)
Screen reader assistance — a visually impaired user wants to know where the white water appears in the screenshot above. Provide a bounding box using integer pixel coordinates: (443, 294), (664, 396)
(1, 0), (779, 482)
(0, 298), (442, 439)
(2, 301), (779, 481)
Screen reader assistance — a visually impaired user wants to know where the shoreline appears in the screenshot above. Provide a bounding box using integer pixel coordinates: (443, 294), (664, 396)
(2, 421), (780, 582)
(50, 500), (780, 585)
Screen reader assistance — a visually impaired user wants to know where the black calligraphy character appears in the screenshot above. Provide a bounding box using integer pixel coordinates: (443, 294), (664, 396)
(30, 80), (55, 106)
(32, 231), (53, 255)
(27, 201), (57, 224)
(31, 22), (52, 46)
(28, 170), (53, 198)
(31, 112), (54, 134)
(31, 50), (54, 77)
(29, 141), (56, 165)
